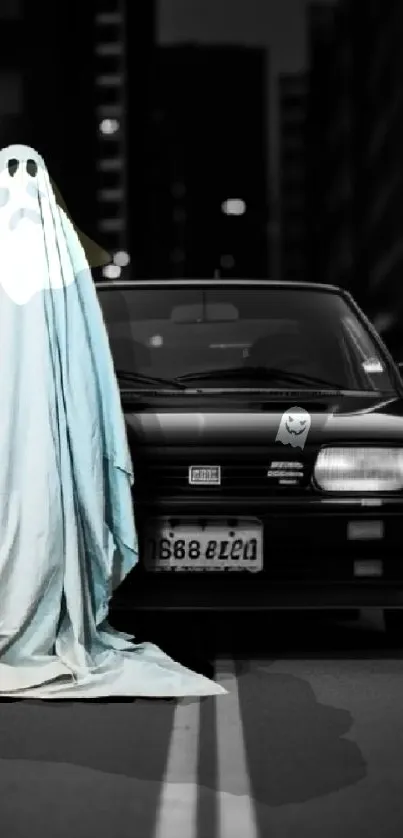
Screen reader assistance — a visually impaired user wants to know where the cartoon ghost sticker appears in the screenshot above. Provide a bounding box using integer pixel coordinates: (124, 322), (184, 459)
(275, 407), (311, 450)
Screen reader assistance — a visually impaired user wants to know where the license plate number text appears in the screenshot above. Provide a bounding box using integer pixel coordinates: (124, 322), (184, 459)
(143, 518), (263, 573)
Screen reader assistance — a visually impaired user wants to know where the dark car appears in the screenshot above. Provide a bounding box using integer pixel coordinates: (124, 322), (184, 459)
(96, 278), (403, 638)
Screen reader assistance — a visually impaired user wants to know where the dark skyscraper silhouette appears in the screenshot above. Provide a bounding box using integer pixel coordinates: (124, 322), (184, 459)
(146, 44), (270, 278)
(22, 2), (99, 243)
(278, 71), (307, 282)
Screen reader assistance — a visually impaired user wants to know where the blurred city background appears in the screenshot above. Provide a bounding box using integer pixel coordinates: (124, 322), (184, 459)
(0, 0), (402, 356)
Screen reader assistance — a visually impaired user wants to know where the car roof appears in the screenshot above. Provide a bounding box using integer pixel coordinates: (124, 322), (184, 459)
(95, 278), (345, 294)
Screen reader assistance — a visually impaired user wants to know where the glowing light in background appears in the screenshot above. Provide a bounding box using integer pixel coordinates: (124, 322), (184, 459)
(170, 247), (185, 263)
(102, 264), (121, 279)
(173, 207), (187, 223)
(171, 181), (186, 198)
(220, 254), (235, 269)
(362, 358), (384, 374)
(113, 250), (130, 267)
(373, 312), (395, 333)
(99, 118), (120, 135)
(150, 335), (164, 347)
(221, 198), (246, 216)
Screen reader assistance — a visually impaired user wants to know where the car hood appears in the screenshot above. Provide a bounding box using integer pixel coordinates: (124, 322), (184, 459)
(123, 391), (403, 447)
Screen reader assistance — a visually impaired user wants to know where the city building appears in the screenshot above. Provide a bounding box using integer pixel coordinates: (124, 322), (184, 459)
(94, 1), (130, 264)
(22, 1), (99, 247)
(280, 4), (352, 289)
(303, 0), (403, 362)
(0, 0), (24, 147)
(19, 0), (156, 279)
(124, 0), (156, 278)
(304, 2), (346, 288)
(307, 0), (373, 309)
(146, 45), (270, 279)
(278, 72), (307, 282)
(361, 0), (403, 357)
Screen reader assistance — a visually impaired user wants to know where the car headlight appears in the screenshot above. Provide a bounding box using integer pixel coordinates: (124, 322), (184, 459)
(314, 447), (403, 492)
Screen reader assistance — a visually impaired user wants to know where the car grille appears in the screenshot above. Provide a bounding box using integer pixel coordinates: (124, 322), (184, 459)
(133, 461), (312, 497)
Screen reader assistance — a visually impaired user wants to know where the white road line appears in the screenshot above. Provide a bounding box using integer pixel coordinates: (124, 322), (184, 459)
(153, 697), (200, 838)
(154, 661), (258, 838)
(215, 660), (259, 838)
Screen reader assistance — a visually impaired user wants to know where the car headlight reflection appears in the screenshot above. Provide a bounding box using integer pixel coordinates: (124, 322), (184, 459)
(314, 447), (403, 491)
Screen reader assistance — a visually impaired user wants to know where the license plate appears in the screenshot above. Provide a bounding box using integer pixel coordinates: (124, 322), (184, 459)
(189, 466), (221, 485)
(143, 517), (263, 572)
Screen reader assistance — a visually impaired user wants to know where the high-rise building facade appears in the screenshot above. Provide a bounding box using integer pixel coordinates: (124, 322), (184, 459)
(146, 45), (270, 279)
(309, 0), (371, 307)
(125, 0), (156, 279)
(278, 72), (307, 282)
(94, 2), (129, 264)
(0, 0), (24, 147)
(304, 0), (403, 357)
(363, 0), (403, 355)
(23, 1), (99, 247)
(20, 0), (156, 279)
(305, 2), (343, 287)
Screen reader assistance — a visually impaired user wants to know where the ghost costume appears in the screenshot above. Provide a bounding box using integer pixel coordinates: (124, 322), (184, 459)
(0, 144), (227, 698)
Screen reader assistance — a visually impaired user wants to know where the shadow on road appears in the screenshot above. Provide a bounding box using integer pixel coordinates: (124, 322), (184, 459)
(0, 611), (396, 838)
(109, 607), (403, 663)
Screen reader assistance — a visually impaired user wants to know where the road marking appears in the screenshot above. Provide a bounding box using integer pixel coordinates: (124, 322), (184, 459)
(154, 660), (258, 838)
(215, 659), (259, 838)
(153, 696), (200, 838)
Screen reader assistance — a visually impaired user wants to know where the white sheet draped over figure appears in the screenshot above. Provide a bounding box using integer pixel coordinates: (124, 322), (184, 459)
(0, 144), (227, 698)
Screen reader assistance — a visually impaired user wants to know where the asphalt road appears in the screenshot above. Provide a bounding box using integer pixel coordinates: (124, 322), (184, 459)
(1, 609), (403, 838)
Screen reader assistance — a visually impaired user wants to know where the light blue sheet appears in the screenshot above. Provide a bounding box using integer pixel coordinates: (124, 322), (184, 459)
(0, 145), (226, 698)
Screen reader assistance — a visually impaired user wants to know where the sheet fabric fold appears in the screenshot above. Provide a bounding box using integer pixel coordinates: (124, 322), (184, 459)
(0, 144), (227, 698)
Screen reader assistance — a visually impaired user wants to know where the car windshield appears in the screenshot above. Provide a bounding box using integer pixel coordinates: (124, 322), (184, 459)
(97, 285), (396, 393)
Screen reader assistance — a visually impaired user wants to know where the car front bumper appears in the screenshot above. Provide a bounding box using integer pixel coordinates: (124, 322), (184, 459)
(110, 495), (403, 612)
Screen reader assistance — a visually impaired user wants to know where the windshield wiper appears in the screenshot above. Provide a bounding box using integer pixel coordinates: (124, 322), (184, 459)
(175, 365), (345, 389)
(115, 369), (186, 390)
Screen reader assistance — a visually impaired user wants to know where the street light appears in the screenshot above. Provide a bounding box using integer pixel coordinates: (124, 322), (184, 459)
(113, 250), (130, 267)
(220, 254), (235, 269)
(221, 198), (246, 216)
(99, 118), (120, 135)
(102, 264), (122, 279)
